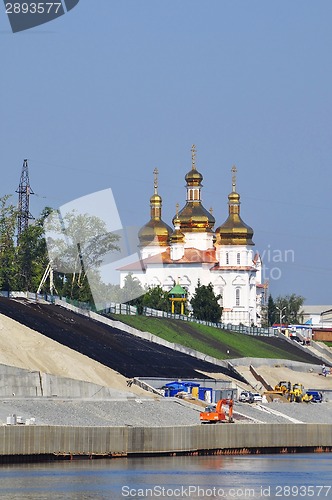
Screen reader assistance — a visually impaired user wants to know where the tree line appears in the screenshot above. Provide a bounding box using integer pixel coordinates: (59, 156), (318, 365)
(267, 293), (305, 326)
(0, 196), (222, 321)
(0, 196), (117, 303)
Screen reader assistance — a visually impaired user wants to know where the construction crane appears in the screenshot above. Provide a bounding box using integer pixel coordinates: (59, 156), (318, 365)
(16, 159), (34, 241)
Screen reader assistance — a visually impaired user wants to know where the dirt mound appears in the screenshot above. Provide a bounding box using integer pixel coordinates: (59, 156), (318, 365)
(0, 313), (148, 396)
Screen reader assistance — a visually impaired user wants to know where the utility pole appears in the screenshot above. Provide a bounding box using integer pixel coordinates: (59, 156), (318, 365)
(276, 306), (286, 333)
(16, 159), (34, 242)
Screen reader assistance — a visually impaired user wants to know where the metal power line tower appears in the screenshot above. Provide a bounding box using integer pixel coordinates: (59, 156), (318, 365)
(16, 159), (34, 241)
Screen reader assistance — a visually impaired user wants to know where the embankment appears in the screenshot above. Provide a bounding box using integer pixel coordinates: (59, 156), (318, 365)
(0, 423), (331, 462)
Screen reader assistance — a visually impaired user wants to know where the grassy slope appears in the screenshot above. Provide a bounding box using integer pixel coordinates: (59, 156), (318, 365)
(114, 315), (305, 362)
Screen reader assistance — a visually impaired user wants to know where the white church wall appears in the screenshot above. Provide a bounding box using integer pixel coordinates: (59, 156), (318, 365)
(183, 232), (214, 251)
(216, 245), (254, 267)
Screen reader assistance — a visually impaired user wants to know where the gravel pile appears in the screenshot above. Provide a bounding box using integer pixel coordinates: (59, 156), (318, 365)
(262, 400), (332, 424)
(235, 402), (292, 423)
(235, 400), (332, 424)
(0, 398), (201, 427)
(1, 397), (331, 427)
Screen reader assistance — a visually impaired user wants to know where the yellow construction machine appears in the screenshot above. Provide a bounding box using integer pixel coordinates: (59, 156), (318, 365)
(287, 383), (312, 403)
(266, 382), (313, 403)
(274, 381), (291, 394)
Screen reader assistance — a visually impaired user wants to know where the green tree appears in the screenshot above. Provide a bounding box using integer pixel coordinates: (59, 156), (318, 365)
(143, 285), (170, 312)
(275, 294), (305, 324)
(267, 294), (276, 326)
(121, 274), (145, 301)
(45, 209), (120, 303)
(0, 195), (18, 291)
(190, 280), (222, 323)
(121, 274), (145, 314)
(15, 207), (52, 292)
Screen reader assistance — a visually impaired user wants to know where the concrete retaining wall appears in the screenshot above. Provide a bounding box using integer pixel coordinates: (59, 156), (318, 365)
(0, 365), (42, 397)
(231, 358), (321, 372)
(0, 364), (127, 399)
(0, 424), (331, 457)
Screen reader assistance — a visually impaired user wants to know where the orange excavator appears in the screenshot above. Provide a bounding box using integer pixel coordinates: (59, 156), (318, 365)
(200, 399), (234, 424)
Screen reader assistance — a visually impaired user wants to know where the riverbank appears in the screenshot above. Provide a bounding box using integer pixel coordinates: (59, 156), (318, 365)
(1, 397), (332, 462)
(0, 422), (331, 462)
(0, 301), (331, 462)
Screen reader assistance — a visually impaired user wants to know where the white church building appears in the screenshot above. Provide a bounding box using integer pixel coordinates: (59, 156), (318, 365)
(120, 147), (267, 326)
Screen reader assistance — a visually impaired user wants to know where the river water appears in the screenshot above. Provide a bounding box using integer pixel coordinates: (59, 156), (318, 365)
(0, 454), (331, 500)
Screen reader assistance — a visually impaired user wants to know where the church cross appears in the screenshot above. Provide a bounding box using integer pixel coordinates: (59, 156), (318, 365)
(191, 144), (196, 169)
(153, 167), (159, 194)
(231, 165), (237, 192)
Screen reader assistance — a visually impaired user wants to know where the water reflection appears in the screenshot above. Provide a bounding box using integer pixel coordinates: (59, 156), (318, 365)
(0, 454), (331, 500)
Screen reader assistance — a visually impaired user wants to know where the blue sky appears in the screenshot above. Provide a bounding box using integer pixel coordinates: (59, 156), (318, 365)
(1, 1), (332, 304)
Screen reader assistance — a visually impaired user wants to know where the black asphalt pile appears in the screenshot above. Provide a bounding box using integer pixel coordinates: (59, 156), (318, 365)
(254, 336), (323, 365)
(0, 298), (244, 381)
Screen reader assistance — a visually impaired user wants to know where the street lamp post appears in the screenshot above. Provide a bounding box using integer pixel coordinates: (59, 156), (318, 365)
(276, 306), (286, 333)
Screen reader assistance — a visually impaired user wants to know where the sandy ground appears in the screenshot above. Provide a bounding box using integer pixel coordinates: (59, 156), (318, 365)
(0, 313), (148, 397)
(197, 363), (332, 394)
(235, 364), (332, 392)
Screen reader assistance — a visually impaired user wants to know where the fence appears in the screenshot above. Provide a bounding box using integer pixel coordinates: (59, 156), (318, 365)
(0, 290), (55, 303)
(142, 306), (274, 336)
(0, 291), (274, 336)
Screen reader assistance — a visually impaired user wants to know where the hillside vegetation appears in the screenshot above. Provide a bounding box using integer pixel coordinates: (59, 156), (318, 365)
(114, 315), (317, 363)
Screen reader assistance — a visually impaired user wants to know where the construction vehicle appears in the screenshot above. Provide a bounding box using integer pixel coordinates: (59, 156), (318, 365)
(274, 381), (291, 393)
(200, 398), (234, 424)
(287, 383), (303, 402)
(265, 382), (315, 403)
(263, 390), (287, 402)
(262, 381), (291, 402)
(287, 383), (313, 403)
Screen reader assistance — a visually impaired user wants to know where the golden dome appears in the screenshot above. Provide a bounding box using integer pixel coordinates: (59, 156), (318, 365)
(185, 168), (203, 185)
(171, 229), (185, 244)
(228, 192), (240, 203)
(138, 219), (172, 247)
(216, 208), (254, 245)
(174, 203), (215, 233)
(216, 166), (254, 246)
(171, 207), (185, 244)
(150, 193), (162, 205)
(139, 168), (172, 247)
(174, 144), (215, 233)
